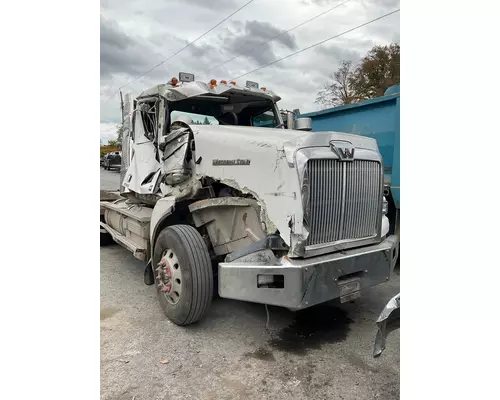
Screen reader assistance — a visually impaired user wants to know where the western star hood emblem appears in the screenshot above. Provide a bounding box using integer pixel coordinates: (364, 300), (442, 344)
(329, 141), (355, 161)
(212, 159), (251, 166)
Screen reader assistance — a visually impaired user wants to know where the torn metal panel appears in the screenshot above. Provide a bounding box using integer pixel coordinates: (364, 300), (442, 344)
(373, 293), (400, 357)
(160, 126), (191, 185)
(190, 125), (383, 255)
(123, 111), (161, 194)
(224, 235), (288, 263)
(120, 92), (134, 194)
(159, 176), (200, 200)
(189, 197), (266, 256)
(192, 125), (305, 248)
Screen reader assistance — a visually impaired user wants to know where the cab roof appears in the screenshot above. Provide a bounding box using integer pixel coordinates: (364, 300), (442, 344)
(137, 80), (281, 103)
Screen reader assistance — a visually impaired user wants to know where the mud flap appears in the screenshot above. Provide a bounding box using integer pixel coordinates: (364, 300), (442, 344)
(373, 293), (400, 357)
(144, 259), (155, 285)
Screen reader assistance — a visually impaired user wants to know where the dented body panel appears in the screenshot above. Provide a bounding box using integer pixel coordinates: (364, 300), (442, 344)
(193, 125), (304, 245)
(219, 234), (398, 309)
(192, 125), (385, 257)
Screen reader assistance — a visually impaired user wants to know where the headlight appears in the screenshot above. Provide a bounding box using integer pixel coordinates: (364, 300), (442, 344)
(382, 196), (388, 215)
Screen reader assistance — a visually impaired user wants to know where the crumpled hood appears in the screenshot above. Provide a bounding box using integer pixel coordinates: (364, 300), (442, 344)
(193, 124), (379, 156)
(192, 125), (380, 250)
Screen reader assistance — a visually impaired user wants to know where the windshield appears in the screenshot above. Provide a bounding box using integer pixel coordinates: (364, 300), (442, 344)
(167, 94), (282, 129)
(171, 111), (219, 126)
(252, 110), (277, 128)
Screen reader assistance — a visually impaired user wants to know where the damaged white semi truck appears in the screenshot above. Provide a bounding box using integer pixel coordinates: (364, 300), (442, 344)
(100, 73), (399, 326)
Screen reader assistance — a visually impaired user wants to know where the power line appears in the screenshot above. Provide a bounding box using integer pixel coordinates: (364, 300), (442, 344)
(198, 0), (352, 78)
(231, 8), (400, 81)
(102, 0), (257, 105)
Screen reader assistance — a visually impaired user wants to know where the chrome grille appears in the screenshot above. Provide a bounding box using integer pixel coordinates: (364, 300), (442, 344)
(304, 159), (381, 246)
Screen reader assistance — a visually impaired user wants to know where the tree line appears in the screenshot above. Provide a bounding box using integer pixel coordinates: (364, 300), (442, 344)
(315, 42), (400, 108)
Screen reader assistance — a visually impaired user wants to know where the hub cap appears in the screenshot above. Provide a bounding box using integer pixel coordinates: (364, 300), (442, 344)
(156, 248), (182, 305)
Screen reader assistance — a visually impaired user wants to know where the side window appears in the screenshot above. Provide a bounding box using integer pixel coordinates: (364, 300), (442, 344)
(252, 110), (276, 128)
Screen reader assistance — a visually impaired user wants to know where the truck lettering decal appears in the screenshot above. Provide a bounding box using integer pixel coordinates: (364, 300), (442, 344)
(212, 159), (251, 166)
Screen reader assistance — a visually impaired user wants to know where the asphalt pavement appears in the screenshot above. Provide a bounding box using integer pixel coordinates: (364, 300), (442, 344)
(100, 167), (121, 191)
(100, 170), (400, 400)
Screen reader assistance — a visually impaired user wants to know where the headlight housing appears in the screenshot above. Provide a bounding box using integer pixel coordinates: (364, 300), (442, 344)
(382, 196), (388, 215)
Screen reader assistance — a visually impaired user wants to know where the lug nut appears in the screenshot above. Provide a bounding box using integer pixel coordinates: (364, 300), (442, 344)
(160, 282), (172, 293)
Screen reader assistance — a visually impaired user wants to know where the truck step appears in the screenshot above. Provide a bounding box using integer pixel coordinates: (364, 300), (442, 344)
(100, 201), (151, 223)
(100, 222), (147, 261)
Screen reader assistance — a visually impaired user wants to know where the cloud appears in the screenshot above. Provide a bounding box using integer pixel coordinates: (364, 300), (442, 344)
(100, 15), (174, 80)
(100, 16), (144, 79)
(175, 0), (239, 10)
(223, 20), (298, 65)
(100, 122), (119, 144)
(100, 0), (400, 123)
(300, 0), (343, 5)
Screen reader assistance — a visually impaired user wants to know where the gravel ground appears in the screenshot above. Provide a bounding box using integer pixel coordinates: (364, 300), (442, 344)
(100, 244), (400, 400)
(100, 170), (400, 400)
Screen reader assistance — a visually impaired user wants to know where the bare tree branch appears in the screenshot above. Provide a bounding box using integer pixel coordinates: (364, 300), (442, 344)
(315, 43), (400, 108)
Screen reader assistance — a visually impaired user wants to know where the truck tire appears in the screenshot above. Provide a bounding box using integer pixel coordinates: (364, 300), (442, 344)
(153, 225), (213, 325)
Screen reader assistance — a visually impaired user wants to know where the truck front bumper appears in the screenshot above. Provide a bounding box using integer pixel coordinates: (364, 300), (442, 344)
(218, 235), (398, 309)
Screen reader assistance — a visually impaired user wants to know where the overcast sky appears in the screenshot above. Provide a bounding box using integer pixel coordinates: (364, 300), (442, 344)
(100, 0), (400, 144)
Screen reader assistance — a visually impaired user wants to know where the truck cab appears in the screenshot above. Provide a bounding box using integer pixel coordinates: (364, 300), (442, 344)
(100, 73), (398, 326)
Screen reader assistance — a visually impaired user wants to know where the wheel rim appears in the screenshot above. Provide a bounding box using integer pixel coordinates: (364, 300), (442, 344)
(156, 248), (182, 305)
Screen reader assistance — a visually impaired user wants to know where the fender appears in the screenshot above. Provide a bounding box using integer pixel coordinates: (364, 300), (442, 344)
(144, 196), (176, 285)
(150, 196), (176, 245)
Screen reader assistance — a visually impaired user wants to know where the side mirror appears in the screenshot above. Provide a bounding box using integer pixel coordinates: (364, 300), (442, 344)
(294, 118), (312, 131)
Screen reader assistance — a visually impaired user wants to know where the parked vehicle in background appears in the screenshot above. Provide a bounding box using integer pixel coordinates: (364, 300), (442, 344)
(103, 152), (122, 171)
(100, 156), (105, 167)
(100, 73), (398, 326)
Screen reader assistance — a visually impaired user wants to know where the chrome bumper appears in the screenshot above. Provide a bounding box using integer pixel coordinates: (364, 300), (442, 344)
(218, 235), (398, 309)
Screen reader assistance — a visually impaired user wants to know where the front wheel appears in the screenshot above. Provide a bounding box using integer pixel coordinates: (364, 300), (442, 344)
(153, 225), (213, 325)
